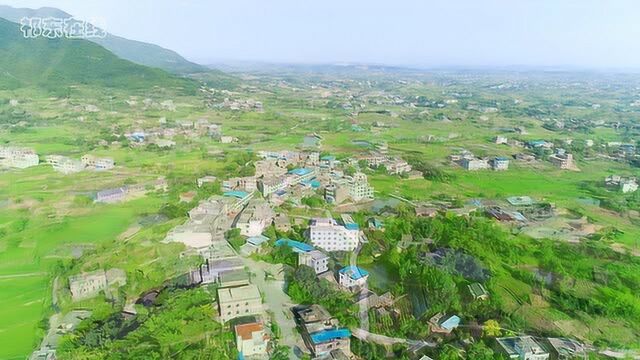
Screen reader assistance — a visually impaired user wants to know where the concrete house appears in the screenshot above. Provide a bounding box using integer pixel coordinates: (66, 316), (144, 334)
(46, 155), (85, 174)
(461, 158), (489, 171)
(81, 154), (115, 170)
(307, 218), (360, 252)
(218, 284), (263, 323)
(491, 157), (510, 171)
(338, 266), (369, 289)
(0, 146), (39, 169)
(294, 305), (351, 358)
(95, 187), (127, 203)
(68, 269), (126, 301)
(298, 250), (330, 274)
(496, 336), (550, 360)
(429, 313), (461, 334)
(235, 321), (269, 358)
(234, 200), (275, 237)
(549, 150), (574, 170)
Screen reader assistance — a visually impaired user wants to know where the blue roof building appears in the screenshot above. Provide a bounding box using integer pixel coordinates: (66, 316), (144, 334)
(288, 168), (313, 176)
(440, 315), (461, 331)
(310, 328), (351, 344)
(338, 266), (369, 288)
(223, 191), (250, 199)
(275, 239), (314, 253)
(246, 235), (269, 246)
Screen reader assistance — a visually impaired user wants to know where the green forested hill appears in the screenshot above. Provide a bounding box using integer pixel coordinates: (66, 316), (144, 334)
(0, 18), (197, 93)
(0, 5), (208, 74)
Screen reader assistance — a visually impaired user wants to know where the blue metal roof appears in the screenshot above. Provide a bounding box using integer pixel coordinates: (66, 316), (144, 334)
(223, 191), (250, 199)
(247, 235), (269, 246)
(275, 239), (314, 253)
(310, 328), (351, 344)
(344, 223), (359, 230)
(321, 155), (336, 161)
(288, 168), (313, 176)
(339, 266), (369, 280)
(440, 315), (461, 331)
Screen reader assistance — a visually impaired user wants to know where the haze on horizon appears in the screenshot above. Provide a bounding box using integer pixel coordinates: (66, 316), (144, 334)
(2, 0), (640, 70)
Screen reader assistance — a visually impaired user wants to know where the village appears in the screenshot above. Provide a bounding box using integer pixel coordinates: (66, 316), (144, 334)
(2, 60), (640, 360)
(22, 125), (619, 360)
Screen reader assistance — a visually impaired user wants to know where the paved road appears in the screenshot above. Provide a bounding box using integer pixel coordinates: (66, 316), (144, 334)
(240, 256), (302, 359)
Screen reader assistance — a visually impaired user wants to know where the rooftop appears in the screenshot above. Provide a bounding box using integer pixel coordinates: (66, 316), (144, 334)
(218, 284), (261, 303)
(339, 266), (369, 280)
(506, 196), (534, 206)
(275, 239), (314, 253)
(288, 168), (313, 176)
(224, 191), (250, 199)
(310, 328), (351, 344)
(235, 322), (264, 341)
(439, 315), (461, 331)
(246, 235), (269, 246)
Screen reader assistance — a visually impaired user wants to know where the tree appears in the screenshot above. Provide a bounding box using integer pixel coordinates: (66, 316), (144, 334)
(438, 345), (461, 360)
(467, 341), (495, 360)
(483, 319), (502, 337)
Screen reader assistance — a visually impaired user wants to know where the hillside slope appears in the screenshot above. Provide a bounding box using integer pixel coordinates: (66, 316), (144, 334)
(0, 5), (207, 74)
(0, 18), (199, 93)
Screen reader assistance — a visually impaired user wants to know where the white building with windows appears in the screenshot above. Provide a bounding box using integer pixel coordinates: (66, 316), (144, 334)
(45, 155), (85, 174)
(235, 322), (269, 358)
(298, 250), (330, 274)
(307, 218), (359, 252)
(81, 154), (115, 170)
(0, 146), (39, 169)
(218, 284), (263, 323)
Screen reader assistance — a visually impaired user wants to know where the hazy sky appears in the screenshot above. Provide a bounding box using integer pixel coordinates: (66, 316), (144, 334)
(2, 0), (640, 69)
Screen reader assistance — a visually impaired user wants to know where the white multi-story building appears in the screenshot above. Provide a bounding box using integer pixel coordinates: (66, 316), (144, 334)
(258, 176), (288, 196)
(298, 250), (330, 274)
(307, 218), (360, 252)
(462, 158), (489, 171)
(235, 322), (269, 358)
(347, 172), (374, 200)
(325, 172), (374, 204)
(218, 284), (263, 323)
(496, 336), (550, 360)
(45, 155), (85, 174)
(0, 146), (39, 169)
(81, 154), (115, 170)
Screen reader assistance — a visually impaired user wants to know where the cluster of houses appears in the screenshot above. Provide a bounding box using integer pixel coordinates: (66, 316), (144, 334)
(449, 151), (510, 171)
(0, 148), (116, 174)
(165, 191), (253, 249)
(123, 119), (230, 148)
(44, 154), (115, 174)
(94, 177), (168, 203)
(605, 175), (639, 193)
(218, 149), (375, 207)
(0, 146), (39, 169)
(213, 98), (264, 112)
(355, 151), (415, 176)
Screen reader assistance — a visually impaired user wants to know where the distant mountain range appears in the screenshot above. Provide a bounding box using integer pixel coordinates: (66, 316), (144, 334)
(0, 5), (207, 74)
(0, 17), (196, 93)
